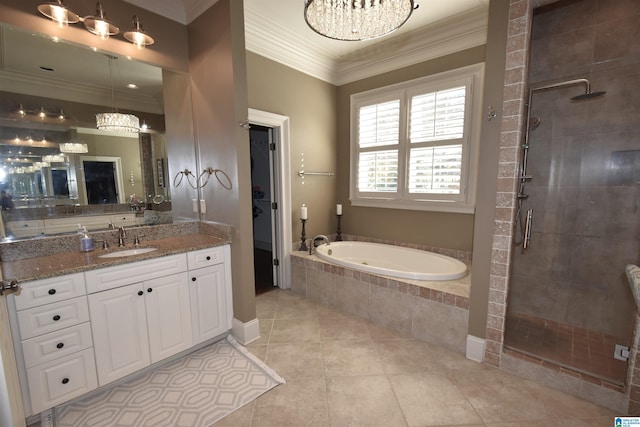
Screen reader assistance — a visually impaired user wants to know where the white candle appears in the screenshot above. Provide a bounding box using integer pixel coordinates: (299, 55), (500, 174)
(336, 204), (342, 215)
(301, 205), (308, 220)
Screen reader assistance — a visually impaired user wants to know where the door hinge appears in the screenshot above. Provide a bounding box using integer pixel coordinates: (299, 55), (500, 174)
(614, 344), (630, 361)
(269, 142), (276, 151)
(273, 258), (279, 266)
(271, 202), (277, 210)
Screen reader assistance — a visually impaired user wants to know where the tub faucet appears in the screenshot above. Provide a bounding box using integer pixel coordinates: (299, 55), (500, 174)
(310, 234), (330, 255)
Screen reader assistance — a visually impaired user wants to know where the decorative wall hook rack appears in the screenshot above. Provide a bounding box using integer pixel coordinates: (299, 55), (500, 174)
(199, 167), (233, 190)
(173, 168), (197, 189)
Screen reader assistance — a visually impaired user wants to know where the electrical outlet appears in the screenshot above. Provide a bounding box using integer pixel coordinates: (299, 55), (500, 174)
(200, 199), (206, 214)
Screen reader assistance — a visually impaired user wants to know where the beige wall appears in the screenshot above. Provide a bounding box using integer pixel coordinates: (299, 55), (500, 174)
(188, 0), (255, 322)
(335, 47), (485, 251)
(246, 53), (338, 242)
(468, 1), (510, 339)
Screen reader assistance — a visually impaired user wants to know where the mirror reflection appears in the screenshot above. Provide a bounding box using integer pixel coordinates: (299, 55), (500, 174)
(0, 25), (171, 240)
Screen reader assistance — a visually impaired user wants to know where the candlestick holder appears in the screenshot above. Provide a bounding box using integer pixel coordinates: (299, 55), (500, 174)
(299, 218), (309, 251)
(336, 214), (343, 241)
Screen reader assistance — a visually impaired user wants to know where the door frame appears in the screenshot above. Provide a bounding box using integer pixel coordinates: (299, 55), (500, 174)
(248, 109), (292, 290)
(78, 156), (126, 205)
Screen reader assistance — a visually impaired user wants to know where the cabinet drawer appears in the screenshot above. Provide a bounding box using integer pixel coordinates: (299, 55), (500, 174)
(22, 322), (93, 369)
(6, 220), (45, 238)
(14, 273), (86, 311)
(85, 254), (187, 294)
(109, 213), (136, 227)
(17, 296), (90, 340)
(187, 246), (225, 270)
(27, 348), (97, 414)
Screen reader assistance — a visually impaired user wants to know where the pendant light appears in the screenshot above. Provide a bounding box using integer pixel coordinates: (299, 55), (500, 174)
(96, 55), (140, 133)
(37, 0), (79, 28)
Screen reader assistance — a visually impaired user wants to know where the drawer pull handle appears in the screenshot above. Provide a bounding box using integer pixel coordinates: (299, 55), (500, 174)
(48, 289), (57, 295)
(56, 342), (64, 349)
(53, 315), (61, 321)
(138, 291), (144, 296)
(191, 277), (196, 282)
(61, 378), (69, 385)
(147, 288), (153, 293)
(206, 256), (211, 261)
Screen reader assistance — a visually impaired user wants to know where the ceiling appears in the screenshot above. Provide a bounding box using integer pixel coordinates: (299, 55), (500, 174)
(0, 0), (489, 118)
(126, 0), (490, 85)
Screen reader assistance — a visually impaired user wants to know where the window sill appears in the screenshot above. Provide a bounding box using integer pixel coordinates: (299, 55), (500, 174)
(350, 198), (475, 214)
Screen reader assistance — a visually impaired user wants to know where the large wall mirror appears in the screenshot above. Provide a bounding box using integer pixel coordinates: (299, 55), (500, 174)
(0, 24), (174, 240)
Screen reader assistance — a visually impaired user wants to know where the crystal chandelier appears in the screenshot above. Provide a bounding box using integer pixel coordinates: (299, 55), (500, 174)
(97, 55), (140, 133)
(59, 142), (88, 154)
(304, 0), (415, 41)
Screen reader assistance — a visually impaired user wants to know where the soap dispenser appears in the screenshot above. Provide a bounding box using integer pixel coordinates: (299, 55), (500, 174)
(79, 225), (94, 252)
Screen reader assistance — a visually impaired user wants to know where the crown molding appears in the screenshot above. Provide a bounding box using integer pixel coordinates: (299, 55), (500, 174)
(0, 71), (163, 114)
(335, 7), (489, 85)
(184, 0), (220, 24)
(122, 0), (188, 24)
(244, 8), (339, 84)
(244, 6), (488, 86)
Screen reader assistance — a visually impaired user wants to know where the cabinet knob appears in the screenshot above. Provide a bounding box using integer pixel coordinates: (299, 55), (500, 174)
(56, 342), (64, 349)
(52, 315), (61, 321)
(48, 289), (56, 295)
(191, 277), (196, 282)
(147, 288), (153, 293)
(61, 378), (69, 385)
(138, 291), (144, 296)
(206, 256), (211, 261)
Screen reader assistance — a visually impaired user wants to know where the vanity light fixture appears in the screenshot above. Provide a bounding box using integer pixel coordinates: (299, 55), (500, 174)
(37, 0), (80, 28)
(304, 0), (415, 41)
(123, 15), (155, 50)
(37, 1), (155, 49)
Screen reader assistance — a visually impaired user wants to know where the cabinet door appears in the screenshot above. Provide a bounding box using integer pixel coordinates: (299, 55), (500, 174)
(189, 265), (229, 345)
(144, 273), (192, 363)
(88, 283), (150, 386)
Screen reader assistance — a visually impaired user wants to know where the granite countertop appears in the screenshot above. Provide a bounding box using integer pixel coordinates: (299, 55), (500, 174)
(1, 234), (229, 283)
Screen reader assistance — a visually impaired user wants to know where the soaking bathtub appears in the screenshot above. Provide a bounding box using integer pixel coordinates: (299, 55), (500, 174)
(314, 241), (467, 281)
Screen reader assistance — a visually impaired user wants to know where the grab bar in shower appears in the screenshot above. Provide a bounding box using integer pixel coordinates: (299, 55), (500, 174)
(523, 209), (533, 249)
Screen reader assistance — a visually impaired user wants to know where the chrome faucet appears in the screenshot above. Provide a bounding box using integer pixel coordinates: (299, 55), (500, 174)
(118, 226), (127, 247)
(309, 234), (330, 255)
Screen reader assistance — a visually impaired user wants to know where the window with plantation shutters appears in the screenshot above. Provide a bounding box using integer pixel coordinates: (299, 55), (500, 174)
(350, 64), (483, 213)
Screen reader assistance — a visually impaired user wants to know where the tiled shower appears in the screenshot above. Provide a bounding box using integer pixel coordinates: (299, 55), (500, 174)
(503, 0), (640, 386)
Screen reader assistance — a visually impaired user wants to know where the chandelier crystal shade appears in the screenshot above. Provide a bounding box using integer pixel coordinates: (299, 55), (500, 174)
(304, 0), (415, 41)
(59, 142), (88, 154)
(96, 113), (140, 133)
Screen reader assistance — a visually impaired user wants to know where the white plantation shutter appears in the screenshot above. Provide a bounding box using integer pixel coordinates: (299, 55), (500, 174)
(349, 64), (482, 213)
(410, 86), (465, 142)
(408, 86), (466, 195)
(359, 101), (400, 148)
(408, 145), (463, 194)
(358, 150), (398, 192)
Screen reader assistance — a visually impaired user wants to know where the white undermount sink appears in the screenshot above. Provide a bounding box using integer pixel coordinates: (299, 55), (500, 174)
(98, 247), (158, 258)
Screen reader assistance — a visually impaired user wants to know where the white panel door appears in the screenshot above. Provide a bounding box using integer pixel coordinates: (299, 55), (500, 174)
(144, 273), (192, 363)
(189, 265), (228, 345)
(88, 283), (150, 386)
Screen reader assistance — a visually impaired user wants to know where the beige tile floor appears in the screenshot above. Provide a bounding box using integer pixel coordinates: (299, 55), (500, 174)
(214, 289), (617, 427)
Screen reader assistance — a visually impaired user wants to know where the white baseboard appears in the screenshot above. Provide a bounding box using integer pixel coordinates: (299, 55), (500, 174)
(231, 317), (260, 345)
(466, 335), (485, 363)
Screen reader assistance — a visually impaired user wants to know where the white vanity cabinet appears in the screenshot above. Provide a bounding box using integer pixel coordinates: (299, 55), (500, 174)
(86, 255), (192, 386)
(187, 246), (232, 345)
(9, 273), (98, 415)
(8, 244), (232, 417)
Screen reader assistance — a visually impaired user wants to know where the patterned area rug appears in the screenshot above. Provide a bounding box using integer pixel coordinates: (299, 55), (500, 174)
(55, 336), (284, 427)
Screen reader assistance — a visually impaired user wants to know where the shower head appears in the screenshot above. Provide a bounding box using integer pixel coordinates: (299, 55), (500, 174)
(529, 116), (542, 131)
(570, 90), (607, 101)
